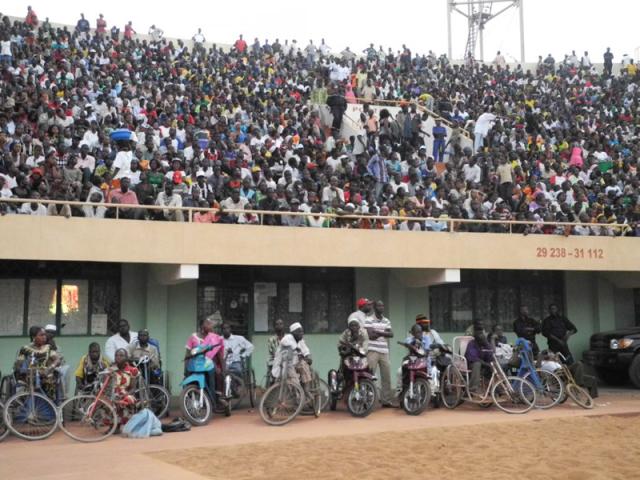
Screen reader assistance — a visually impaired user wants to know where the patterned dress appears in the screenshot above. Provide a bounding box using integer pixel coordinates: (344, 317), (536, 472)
(14, 343), (59, 401)
(112, 364), (139, 425)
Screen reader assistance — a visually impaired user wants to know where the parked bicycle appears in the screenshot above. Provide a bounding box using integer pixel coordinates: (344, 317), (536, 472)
(553, 353), (594, 409)
(441, 336), (537, 414)
(259, 347), (322, 426)
(58, 369), (119, 442)
(0, 401), (8, 441)
(225, 348), (257, 410)
(514, 338), (564, 409)
(3, 354), (59, 440)
(132, 355), (170, 418)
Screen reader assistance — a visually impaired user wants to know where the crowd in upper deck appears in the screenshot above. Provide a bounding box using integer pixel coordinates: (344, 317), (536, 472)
(1, 7), (639, 234)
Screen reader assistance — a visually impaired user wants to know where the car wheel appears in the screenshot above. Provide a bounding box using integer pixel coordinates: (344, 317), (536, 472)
(628, 355), (640, 389)
(596, 368), (628, 386)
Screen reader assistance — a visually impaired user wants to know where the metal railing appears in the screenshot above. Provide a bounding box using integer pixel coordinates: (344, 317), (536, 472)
(0, 197), (630, 236)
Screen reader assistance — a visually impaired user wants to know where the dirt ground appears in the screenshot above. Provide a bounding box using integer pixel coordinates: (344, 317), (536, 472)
(3, 390), (640, 480)
(150, 414), (640, 480)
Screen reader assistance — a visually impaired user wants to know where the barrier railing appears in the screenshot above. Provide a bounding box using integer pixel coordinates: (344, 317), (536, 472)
(0, 197), (630, 235)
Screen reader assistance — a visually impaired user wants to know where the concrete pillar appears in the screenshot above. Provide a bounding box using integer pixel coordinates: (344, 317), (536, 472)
(120, 264), (147, 332)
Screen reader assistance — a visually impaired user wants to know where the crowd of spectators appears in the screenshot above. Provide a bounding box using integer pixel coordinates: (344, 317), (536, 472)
(1, 8), (639, 235)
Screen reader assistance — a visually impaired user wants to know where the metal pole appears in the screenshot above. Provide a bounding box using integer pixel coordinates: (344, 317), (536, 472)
(519, 0), (525, 64)
(479, 23), (484, 62)
(447, 0), (453, 60)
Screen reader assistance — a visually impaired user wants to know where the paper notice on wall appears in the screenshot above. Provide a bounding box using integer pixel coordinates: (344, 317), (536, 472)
(91, 314), (108, 335)
(289, 283), (302, 313)
(254, 282), (276, 332)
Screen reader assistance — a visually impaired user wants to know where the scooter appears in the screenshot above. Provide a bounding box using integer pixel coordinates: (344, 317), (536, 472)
(398, 342), (432, 415)
(179, 343), (232, 426)
(328, 344), (378, 417)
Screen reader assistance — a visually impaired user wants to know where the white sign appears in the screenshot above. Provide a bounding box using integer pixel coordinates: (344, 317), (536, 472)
(91, 314), (108, 335)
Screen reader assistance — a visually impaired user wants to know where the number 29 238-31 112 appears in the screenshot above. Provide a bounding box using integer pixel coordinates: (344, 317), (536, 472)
(535, 247), (604, 259)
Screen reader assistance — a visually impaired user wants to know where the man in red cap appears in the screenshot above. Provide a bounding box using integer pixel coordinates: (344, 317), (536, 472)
(347, 297), (373, 326)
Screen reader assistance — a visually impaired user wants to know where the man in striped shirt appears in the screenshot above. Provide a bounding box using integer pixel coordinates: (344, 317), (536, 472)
(363, 300), (395, 407)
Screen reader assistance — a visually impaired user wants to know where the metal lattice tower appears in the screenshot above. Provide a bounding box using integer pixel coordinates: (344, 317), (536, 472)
(447, 0), (525, 64)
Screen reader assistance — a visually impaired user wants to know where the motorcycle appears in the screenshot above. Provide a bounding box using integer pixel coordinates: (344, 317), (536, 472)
(328, 344), (378, 417)
(398, 342), (432, 415)
(179, 343), (232, 426)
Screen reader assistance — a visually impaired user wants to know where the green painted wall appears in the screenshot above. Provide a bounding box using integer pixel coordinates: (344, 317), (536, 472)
(1, 266), (636, 399)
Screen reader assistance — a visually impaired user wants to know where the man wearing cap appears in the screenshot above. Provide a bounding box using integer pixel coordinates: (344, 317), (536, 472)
(348, 298), (373, 327)
(363, 300), (395, 407)
(415, 314), (445, 347)
(271, 323), (313, 398)
(105, 319), (138, 362)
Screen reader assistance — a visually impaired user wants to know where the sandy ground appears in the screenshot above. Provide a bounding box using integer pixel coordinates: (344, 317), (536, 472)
(149, 415), (640, 480)
(2, 390), (640, 480)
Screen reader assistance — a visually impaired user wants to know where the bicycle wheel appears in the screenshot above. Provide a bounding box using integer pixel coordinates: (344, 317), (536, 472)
(58, 395), (117, 442)
(148, 385), (170, 418)
(4, 392), (58, 440)
(259, 381), (304, 426)
(0, 375), (15, 403)
(491, 377), (536, 414)
(229, 374), (246, 410)
(566, 383), (594, 409)
(0, 401), (9, 441)
(317, 378), (330, 411)
(441, 365), (464, 409)
(523, 369), (564, 409)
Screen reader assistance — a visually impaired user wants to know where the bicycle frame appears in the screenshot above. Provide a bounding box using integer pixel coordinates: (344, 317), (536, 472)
(86, 372), (114, 418)
(460, 356), (511, 403)
(516, 344), (544, 389)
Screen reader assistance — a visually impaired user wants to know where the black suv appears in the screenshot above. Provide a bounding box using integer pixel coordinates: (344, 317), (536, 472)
(583, 327), (640, 387)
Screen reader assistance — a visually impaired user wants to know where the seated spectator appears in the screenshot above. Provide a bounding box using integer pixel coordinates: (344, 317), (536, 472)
(465, 328), (494, 394)
(74, 342), (110, 392)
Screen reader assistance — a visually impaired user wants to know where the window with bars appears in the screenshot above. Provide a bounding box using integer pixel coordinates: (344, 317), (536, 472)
(0, 261), (121, 337)
(429, 270), (564, 332)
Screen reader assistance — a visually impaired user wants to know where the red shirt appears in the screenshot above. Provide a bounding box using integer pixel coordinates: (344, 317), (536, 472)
(234, 39), (247, 53)
(108, 189), (139, 205)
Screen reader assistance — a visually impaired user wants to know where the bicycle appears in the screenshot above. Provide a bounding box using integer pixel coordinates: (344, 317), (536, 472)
(259, 348), (321, 426)
(132, 356), (170, 418)
(554, 353), (594, 409)
(3, 355), (60, 441)
(441, 336), (537, 414)
(514, 338), (564, 409)
(58, 369), (119, 442)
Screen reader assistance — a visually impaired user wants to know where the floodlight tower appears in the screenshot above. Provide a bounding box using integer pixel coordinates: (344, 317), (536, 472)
(447, 0), (525, 64)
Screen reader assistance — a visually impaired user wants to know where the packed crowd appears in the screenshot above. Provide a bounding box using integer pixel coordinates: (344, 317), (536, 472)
(1, 8), (639, 235)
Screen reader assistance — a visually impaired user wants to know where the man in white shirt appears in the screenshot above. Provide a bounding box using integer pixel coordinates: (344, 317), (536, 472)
(113, 147), (133, 180)
(493, 50), (506, 68)
(105, 319), (138, 362)
(462, 157), (482, 184)
(363, 300), (395, 407)
(321, 176), (345, 204)
(271, 323), (313, 396)
(221, 322), (254, 375)
(474, 110), (497, 153)
(348, 298), (373, 326)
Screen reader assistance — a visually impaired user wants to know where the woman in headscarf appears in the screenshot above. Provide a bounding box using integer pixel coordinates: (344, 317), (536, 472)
(14, 326), (61, 402)
(111, 348), (140, 426)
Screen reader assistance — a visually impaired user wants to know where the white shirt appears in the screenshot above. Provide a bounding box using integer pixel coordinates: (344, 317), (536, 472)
(113, 150), (133, 179)
(104, 332), (138, 362)
(363, 315), (391, 354)
(20, 203), (47, 216)
(463, 163), (482, 184)
(1, 40), (12, 56)
(223, 334), (254, 366)
(271, 334), (310, 379)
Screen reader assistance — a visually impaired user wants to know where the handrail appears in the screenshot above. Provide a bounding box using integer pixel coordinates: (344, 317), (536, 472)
(0, 197), (630, 234)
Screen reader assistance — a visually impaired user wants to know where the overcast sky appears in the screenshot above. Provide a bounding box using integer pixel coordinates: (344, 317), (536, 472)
(4, 0), (640, 62)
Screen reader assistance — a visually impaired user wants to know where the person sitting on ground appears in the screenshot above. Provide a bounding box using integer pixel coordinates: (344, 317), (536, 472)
(128, 329), (162, 384)
(14, 326), (61, 402)
(110, 348), (140, 427)
(271, 323), (313, 399)
(75, 342), (110, 392)
(465, 328), (494, 394)
(221, 322), (254, 376)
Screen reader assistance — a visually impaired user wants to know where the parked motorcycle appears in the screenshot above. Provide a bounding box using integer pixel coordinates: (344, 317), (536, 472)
(429, 343), (453, 408)
(328, 344), (377, 417)
(398, 342), (431, 415)
(179, 343), (232, 425)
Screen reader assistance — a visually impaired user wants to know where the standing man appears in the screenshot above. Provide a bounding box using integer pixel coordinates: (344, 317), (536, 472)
(542, 304), (578, 364)
(363, 300), (394, 407)
(348, 298), (373, 326)
(513, 306), (541, 356)
(221, 322), (254, 375)
(267, 319), (286, 379)
(432, 119), (447, 162)
(603, 48), (614, 76)
(105, 319), (138, 362)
